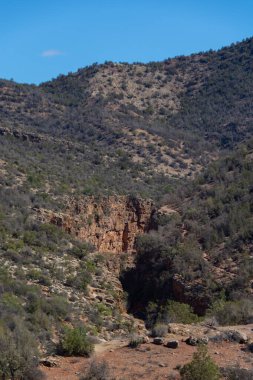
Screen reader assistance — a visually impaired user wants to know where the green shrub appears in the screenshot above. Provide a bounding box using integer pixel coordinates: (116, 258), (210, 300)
(27, 173), (43, 187)
(161, 301), (199, 324)
(29, 309), (52, 332)
(43, 295), (70, 320)
(1, 292), (23, 313)
(180, 345), (220, 380)
(68, 242), (93, 259)
(26, 269), (42, 281)
(23, 231), (38, 246)
(59, 327), (94, 356)
(37, 273), (51, 286)
(26, 293), (70, 321)
(96, 303), (112, 317)
(207, 298), (253, 325)
(128, 334), (144, 348)
(66, 269), (92, 293)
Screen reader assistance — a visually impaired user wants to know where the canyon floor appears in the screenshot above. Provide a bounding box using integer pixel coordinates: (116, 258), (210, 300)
(41, 323), (253, 380)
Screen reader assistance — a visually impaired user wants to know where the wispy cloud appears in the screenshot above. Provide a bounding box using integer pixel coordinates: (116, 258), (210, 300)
(41, 49), (64, 58)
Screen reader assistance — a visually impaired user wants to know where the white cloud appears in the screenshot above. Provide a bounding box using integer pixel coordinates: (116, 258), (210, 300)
(41, 49), (64, 57)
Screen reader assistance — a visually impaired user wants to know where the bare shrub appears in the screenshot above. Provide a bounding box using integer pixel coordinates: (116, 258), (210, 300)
(80, 359), (115, 380)
(151, 323), (168, 337)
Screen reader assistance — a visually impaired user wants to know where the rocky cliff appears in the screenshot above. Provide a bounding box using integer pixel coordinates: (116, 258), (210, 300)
(41, 196), (156, 254)
(171, 275), (211, 315)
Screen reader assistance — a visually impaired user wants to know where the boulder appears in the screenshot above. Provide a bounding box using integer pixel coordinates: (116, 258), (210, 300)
(40, 357), (59, 368)
(230, 330), (248, 344)
(142, 336), (150, 344)
(185, 336), (198, 346)
(153, 337), (165, 345)
(247, 341), (253, 352)
(166, 340), (179, 349)
(220, 330), (248, 343)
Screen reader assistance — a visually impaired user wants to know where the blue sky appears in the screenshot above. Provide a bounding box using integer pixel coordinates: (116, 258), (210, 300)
(1, 0), (253, 84)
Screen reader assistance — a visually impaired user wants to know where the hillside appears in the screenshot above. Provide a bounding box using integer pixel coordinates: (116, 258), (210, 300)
(1, 37), (253, 200)
(122, 139), (253, 322)
(0, 37), (253, 379)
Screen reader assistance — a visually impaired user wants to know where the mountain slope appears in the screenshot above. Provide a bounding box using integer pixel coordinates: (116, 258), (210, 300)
(1, 38), (253, 201)
(122, 139), (253, 322)
(0, 37), (253, 377)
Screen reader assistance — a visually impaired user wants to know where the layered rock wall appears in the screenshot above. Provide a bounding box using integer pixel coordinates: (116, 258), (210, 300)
(44, 196), (155, 254)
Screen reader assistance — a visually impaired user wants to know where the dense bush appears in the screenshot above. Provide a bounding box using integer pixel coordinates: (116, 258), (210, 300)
(59, 327), (94, 356)
(0, 324), (39, 380)
(180, 345), (220, 380)
(160, 301), (200, 324)
(207, 299), (253, 325)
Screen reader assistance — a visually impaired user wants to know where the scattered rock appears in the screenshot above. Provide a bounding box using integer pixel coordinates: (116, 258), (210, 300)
(90, 337), (107, 344)
(153, 337), (165, 345)
(223, 330), (248, 343)
(166, 340), (179, 349)
(40, 358), (59, 368)
(230, 330), (248, 344)
(248, 342), (253, 352)
(185, 335), (209, 346)
(105, 298), (114, 304)
(142, 336), (150, 344)
(136, 348), (147, 353)
(185, 336), (198, 346)
(198, 336), (209, 345)
(168, 323), (190, 336)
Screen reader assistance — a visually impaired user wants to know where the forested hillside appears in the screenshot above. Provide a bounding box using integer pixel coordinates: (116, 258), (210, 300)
(1, 38), (253, 200)
(122, 139), (253, 325)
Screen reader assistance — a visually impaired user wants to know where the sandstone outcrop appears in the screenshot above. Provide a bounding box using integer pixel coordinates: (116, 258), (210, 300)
(40, 196), (156, 254)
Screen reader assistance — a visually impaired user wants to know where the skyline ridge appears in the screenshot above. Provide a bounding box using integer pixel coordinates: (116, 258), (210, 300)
(1, 0), (253, 84)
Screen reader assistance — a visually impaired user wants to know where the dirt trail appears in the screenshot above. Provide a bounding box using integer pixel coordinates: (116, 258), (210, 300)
(40, 339), (128, 380)
(41, 324), (253, 380)
(94, 339), (128, 354)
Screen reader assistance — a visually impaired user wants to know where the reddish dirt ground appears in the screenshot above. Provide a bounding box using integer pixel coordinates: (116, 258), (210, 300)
(41, 339), (253, 380)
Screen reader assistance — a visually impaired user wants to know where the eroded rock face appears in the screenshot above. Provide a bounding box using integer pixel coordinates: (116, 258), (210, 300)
(171, 275), (211, 315)
(43, 196), (156, 254)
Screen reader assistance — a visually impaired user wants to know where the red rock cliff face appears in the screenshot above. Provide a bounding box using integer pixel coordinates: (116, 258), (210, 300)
(46, 196), (155, 254)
